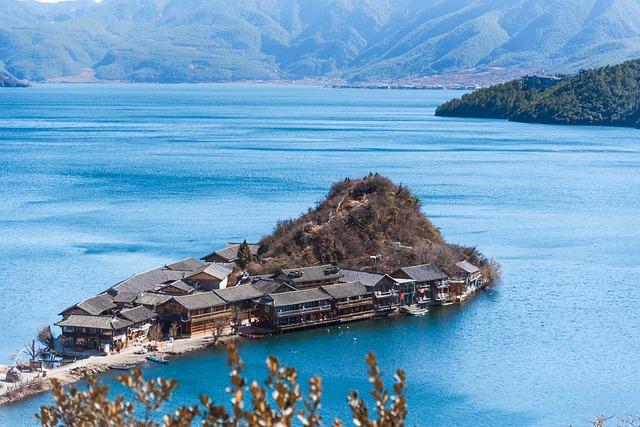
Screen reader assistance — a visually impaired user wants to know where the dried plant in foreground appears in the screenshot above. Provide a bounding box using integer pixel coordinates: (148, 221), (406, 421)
(37, 343), (408, 427)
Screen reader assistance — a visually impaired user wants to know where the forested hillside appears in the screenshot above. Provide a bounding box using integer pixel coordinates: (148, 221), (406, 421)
(2, 0), (640, 83)
(436, 59), (640, 128)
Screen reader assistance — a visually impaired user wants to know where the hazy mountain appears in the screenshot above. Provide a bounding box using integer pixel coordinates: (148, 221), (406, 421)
(1, 0), (640, 82)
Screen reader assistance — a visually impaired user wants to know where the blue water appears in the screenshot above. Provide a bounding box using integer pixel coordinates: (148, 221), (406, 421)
(0, 84), (639, 426)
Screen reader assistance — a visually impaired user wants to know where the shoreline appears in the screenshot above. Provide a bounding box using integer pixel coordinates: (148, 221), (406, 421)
(0, 333), (242, 407)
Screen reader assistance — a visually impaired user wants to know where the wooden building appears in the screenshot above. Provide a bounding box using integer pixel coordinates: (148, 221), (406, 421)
(275, 265), (343, 289)
(155, 292), (230, 337)
(213, 284), (265, 328)
(59, 294), (118, 319)
(449, 260), (482, 300)
(391, 263), (448, 306)
(256, 288), (334, 333)
(56, 305), (157, 352)
(56, 315), (133, 352)
(320, 281), (375, 322)
(184, 263), (233, 290)
(369, 274), (401, 315)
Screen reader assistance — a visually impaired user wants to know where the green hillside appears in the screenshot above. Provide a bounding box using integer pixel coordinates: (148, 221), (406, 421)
(435, 59), (640, 128)
(2, 0), (640, 83)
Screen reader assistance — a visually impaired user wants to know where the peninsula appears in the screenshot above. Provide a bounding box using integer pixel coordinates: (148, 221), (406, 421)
(0, 174), (498, 405)
(435, 59), (640, 128)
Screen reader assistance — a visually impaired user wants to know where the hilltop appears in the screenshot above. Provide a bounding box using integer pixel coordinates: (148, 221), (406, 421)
(253, 174), (499, 282)
(2, 0), (640, 83)
(435, 59), (640, 128)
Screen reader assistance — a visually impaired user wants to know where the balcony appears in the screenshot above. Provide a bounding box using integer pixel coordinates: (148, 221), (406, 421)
(277, 304), (331, 318)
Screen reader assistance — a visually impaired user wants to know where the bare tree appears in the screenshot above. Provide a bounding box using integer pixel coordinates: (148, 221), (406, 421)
(37, 325), (56, 352)
(24, 340), (41, 361)
(210, 320), (226, 345)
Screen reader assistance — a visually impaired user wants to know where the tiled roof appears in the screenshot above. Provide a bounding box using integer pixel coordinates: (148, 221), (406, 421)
(455, 260), (480, 274)
(60, 294), (116, 316)
(135, 292), (172, 307)
(119, 306), (157, 324)
(321, 281), (370, 299)
(55, 314), (132, 331)
(339, 269), (384, 287)
(159, 280), (194, 293)
(281, 265), (342, 284)
(270, 288), (331, 307)
(173, 292), (226, 310)
(202, 243), (260, 262)
(214, 285), (264, 303)
(398, 264), (447, 282)
(164, 257), (204, 272)
(187, 263), (233, 281)
(112, 267), (187, 294)
(112, 291), (139, 304)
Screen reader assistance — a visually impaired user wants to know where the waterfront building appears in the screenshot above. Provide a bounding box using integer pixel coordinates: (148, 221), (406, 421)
(56, 305), (156, 352)
(391, 263), (448, 306)
(320, 281), (375, 322)
(275, 265), (343, 289)
(369, 274), (401, 315)
(214, 284), (265, 327)
(256, 288), (334, 332)
(449, 260), (482, 300)
(155, 292), (230, 337)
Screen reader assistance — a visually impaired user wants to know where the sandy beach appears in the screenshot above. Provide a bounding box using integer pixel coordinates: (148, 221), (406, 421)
(0, 334), (240, 407)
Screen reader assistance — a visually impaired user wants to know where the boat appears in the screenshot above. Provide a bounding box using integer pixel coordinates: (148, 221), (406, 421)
(110, 363), (135, 371)
(399, 305), (429, 316)
(145, 354), (168, 364)
(134, 346), (148, 355)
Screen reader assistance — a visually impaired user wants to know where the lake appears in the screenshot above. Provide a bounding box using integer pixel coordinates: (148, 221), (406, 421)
(0, 84), (639, 426)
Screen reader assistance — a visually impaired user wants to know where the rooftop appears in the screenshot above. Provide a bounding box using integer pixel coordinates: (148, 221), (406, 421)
(187, 263), (233, 281)
(55, 314), (132, 331)
(455, 260), (480, 274)
(172, 292), (227, 310)
(214, 285), (264, 303)
(281, 264), (342, 284)
(119, 306), (157, 324)
(164, 257), (204, 272)
(270, 288), (331, 307)
(397, 264), (447, 282)
(339, 269), (384, 287)
(321, 281), (370, 299)
(202, 242), (260, 262)
(60, 293), (116, 316)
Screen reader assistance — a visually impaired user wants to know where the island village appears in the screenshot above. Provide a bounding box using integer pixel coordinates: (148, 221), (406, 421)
(52, 241), (484, 356)
(0, 243), (486, 401)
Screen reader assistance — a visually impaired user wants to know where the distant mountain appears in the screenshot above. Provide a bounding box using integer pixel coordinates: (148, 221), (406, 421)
(435, 59), (640, 128)
(2, 0), (640, 83)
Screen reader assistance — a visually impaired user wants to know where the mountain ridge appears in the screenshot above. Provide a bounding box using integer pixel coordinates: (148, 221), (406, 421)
(2, 0), (640, 83)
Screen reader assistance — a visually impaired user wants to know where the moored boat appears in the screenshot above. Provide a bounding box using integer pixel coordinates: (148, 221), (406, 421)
(110, 363), (135, 371)
(145, 354), (168, 364)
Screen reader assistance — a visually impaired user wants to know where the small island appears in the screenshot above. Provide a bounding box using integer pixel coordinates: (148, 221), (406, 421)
(0, 174), (499, 405)
(435, 59), (640, 128)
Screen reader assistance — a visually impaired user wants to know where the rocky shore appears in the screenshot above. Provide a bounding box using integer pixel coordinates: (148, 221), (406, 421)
(0, 334), (240, 407)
